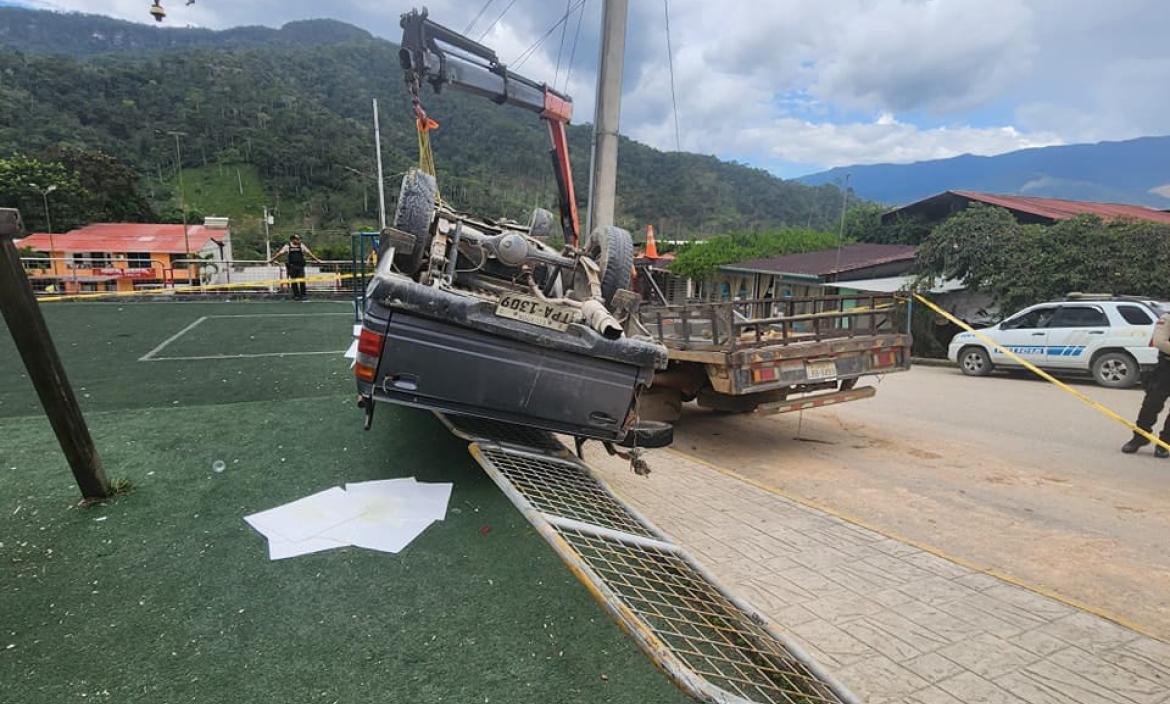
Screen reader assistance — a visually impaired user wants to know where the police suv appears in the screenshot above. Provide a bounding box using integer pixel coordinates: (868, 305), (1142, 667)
(948, 295), (1168, 388)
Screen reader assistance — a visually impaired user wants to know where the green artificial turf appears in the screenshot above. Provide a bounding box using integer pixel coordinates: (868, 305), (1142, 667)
(0, 301), (694, 704)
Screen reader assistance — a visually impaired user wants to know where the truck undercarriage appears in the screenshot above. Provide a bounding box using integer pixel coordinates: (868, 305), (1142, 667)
(355, 10), (670, 449)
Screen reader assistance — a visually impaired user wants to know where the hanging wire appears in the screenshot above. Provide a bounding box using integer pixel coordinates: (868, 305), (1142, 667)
(563, 0), (588, 92)
(552, 0), (572, 87)
(512, 0), (587, 70)
(663, 0), (682, 152)
(477, 0), (520, 41)
(464, 0), (496, 34)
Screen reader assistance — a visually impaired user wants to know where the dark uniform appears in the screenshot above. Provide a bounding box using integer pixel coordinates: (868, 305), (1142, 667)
(1123, 312), (1170, 457)
(286, 240), (307, 300)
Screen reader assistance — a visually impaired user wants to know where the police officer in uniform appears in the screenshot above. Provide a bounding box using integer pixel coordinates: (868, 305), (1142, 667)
(268, 234), (322, 300)
(1122, 311), (1170, 458)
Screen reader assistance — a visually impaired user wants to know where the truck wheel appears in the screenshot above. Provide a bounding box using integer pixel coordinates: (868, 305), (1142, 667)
(958, 346), (993, 377)
(1093, 351), (1139, 388)
(636, 387), (683, 423)
(696, 388), (759, 414)
(584, 225), (633, 305)
(387, 168), (437, 276)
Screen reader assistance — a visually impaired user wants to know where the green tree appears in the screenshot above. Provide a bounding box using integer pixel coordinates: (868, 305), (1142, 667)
(0, 155), (89, 232)
(53, 148), (157, 223)
(670, 229), (842, 280)
(916, 204), (1170, 313)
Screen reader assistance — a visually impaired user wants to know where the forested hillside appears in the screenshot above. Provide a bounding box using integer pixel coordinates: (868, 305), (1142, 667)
(0, 8), (850, 256)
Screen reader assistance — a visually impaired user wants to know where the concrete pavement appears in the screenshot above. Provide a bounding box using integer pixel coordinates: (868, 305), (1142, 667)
(586, 445), (1170, 704)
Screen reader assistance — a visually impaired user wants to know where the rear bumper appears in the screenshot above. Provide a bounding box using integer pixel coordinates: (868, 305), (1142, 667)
(358, 274), (667, 442)
(723, 334), (911, 395)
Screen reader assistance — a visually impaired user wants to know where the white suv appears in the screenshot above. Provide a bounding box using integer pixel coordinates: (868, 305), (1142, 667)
(948, 297), (1167, 388)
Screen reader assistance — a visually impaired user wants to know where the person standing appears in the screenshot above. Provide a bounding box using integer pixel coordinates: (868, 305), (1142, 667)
(268, 234), (322, 300)
(1122, 311), (1170, 458)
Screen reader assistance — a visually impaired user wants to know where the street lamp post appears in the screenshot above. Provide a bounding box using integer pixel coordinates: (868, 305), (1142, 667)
(28, 182), (58, 262)
(162, 130), (192, 285)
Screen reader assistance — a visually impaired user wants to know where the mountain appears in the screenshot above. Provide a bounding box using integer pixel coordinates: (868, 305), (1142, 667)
(798, 136), (1170, 208)
(0, 7), (849, 255)
(0, 7), (372, 55)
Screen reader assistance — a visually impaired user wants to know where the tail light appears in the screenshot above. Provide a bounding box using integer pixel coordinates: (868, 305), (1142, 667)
(354, 327), (385, 383)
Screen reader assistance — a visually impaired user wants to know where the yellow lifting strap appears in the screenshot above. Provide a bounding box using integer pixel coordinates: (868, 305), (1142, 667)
(415, 114), (439, 178)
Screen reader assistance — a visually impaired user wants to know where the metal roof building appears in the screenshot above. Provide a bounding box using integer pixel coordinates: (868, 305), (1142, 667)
(885, 190), (1170, 226)
(721, 243), (918, 283)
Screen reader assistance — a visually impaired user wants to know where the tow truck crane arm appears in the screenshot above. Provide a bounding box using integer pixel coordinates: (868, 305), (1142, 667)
(398, 9), (582, 246)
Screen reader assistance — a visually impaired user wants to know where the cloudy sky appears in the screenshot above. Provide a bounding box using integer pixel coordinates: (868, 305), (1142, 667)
(21, 0), (1170, 177)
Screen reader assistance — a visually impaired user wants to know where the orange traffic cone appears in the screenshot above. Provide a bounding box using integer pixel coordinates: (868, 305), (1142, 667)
(645, 224), (659, 259)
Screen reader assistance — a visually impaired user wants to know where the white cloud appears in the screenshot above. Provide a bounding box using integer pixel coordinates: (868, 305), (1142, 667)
(30, 0), (1170, 173)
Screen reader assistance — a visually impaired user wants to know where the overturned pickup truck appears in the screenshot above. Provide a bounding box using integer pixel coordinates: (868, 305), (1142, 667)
(354, 11), (669, 449)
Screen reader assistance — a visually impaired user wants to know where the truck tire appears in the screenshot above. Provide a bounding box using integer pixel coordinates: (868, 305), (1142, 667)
(696, 388), (759, 414)
(388, 168), (437, 276)
(1093, 351), (1139, 388)
(584, 225), (633, 305)
(636, 387), (683, 423)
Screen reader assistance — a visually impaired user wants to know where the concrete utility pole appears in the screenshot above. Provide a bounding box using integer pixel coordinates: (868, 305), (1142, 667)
(0, 208), (109, 501)
(586, 0), (629, 234)
(373, 98), (388, 231)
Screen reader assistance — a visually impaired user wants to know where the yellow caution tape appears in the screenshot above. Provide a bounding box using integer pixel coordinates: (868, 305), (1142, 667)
(915, 292), (1170, 452)
(37, 272), (357, 303)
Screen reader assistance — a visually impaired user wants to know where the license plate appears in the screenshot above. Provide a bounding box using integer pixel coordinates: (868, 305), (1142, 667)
(805, 360), (837, 380)
(495, 294), (581, 332)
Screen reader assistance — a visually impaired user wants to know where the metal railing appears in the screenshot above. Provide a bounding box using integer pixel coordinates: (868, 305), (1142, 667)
(639, 294), (908, 351)
(19, 256), (363, 299)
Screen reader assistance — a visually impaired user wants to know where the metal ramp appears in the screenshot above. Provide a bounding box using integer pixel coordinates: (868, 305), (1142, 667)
(437, 413), (859, 704)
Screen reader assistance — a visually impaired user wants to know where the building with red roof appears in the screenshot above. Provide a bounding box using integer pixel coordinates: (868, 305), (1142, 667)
(885, 190), (1170, 226)
(17, 219), (232, 294)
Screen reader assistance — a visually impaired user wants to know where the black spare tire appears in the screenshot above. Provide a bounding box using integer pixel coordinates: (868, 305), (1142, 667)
(387, 168), (437, 276)
(583, 225), (633, 306)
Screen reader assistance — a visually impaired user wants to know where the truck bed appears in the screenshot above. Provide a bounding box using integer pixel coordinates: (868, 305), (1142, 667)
(638, 293), (911, 402)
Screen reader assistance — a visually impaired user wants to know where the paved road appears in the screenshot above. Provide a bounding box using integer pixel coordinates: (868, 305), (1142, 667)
(589, 445), (1170, 704)
(669, 366), (1170, 640)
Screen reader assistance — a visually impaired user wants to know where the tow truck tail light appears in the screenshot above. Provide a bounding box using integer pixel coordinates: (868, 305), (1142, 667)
(354, 327), (385, 383)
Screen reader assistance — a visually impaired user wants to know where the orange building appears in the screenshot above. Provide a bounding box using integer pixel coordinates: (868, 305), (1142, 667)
(17, 220), (232, 294)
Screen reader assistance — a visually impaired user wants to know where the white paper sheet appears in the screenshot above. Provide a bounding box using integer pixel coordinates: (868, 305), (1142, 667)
(245, 479), (452, 560)
(344, 479), (452, 522)
(344, 339), (358, 359)
(267, 535), (348, 560)
(244, 487), (363, 543)
(352, 324), (362, 337)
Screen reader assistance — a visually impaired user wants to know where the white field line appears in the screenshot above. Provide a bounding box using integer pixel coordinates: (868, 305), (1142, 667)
(142, 350), (347, 362)
(205, 313), (352, 319)
(139, 312), (353, 362)
(138, 316), (208, 361)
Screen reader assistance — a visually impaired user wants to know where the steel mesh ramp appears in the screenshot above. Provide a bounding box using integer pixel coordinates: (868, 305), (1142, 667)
(440, 415), (857, 704)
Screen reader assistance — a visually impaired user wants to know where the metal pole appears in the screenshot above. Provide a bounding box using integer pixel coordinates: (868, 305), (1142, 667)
(263, 206), (272, 261)
(166, 130), (192, 286)
(373, 98), (388, 231)
(586, 0), (628, 234)
(0, 209), (109, 501)
(833, 173), (850, 279)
